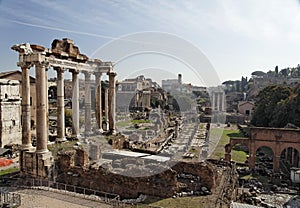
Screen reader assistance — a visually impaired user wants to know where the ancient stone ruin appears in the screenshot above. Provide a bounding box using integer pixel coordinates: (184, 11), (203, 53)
(12, 38), (116, 178)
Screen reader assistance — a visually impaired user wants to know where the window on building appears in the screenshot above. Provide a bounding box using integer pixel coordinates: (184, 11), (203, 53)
(246, 110), (250, 115)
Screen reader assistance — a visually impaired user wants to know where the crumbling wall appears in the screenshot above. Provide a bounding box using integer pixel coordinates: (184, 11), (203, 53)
(56, 150), (217, 199)
(172, 161), (216, 190)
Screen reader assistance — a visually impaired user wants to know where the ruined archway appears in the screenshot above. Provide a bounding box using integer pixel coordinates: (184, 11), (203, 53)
(231, 143), (249, 164)
(280, 147), (300, 171)
(255, 146), (274, 177)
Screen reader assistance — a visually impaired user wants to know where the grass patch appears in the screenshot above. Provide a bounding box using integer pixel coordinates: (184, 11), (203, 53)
(143, 196), (207, 208)
(210, 128), (248, 163)
(116, 121), (131, 127)
(241, 173), (270, 183)
(0, 167), (19, 176)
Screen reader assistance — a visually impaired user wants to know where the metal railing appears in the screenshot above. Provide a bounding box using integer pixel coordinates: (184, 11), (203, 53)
(17, 177), (121, 206)
(0, 192), (21, 208)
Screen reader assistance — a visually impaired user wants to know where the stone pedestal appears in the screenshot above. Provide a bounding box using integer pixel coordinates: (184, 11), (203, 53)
(20, 150), (53, 178)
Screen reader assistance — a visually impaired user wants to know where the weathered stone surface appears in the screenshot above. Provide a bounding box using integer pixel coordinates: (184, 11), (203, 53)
(51, 38), (88, 62)
(0, 79), (21, 147)
(172, 161), (216, 190)
(57, 149), (217, 198)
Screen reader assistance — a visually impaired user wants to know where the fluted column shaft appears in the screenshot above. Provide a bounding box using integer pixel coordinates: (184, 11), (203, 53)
(55, 67), (66, 141)
(35, 62), (48, 153)
(71, 71), (80, 137)
(21, 64), (32, 150)
(84, 72), (92, 135)
(108, 72), (116, 134)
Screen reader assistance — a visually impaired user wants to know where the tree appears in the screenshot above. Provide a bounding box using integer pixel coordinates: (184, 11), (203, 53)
(280, 68), (290, 77)
(251, 85), (292, 127)
(251, 71), (266, 77)
(275, 66), (279, 75)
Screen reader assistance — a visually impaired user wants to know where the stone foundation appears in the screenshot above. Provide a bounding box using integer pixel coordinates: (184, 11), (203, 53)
(20, 150), (53, 178)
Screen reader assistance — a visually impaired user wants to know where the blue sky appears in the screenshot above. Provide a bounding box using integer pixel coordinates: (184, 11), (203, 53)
(1, 0), (300, 86)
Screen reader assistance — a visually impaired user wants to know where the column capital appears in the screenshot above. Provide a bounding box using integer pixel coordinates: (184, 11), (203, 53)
(18, 62), (33, 69)
(53, 66), (66, 73)
(107, 71), (117, 77)
(69, 68), (80, 74)
(35, 61), (50, 69)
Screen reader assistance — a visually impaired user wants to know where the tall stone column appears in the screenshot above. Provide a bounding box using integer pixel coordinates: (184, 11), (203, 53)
(35, 62), (49, 153)
(108, 72), (116, 134)
(104, 87), (109, 131)
(95, 72), (103, 132)
(71, 71), (80, 138)
(84, 71), (92, 135)
(222, 92), (226, 112)
(55, 67), (66, 142)
(216, 92), (220, 111)
(21, 63), (32, 150)
(212, 92), (215, 111)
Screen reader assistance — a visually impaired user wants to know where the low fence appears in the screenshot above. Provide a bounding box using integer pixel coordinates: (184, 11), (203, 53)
(0, 192), (21, 207)
(18, 178), (121, 206)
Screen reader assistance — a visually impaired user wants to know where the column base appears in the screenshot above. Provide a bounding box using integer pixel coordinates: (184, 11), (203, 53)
(21, 144), (34, 151)
(109, 129), (117, 135)
(35, 149), (49, 154)
(95, 128), (104, 134)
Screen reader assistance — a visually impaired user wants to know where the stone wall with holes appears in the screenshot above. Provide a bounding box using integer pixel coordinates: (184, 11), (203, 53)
(0, 79), (21, 147)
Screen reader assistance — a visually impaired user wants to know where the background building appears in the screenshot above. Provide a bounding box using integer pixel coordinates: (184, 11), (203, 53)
(0, 79), (21, 147)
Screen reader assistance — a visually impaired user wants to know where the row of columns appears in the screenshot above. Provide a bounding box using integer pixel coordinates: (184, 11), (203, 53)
(211, 92), (225, 112)
(21, 62), (117, 152)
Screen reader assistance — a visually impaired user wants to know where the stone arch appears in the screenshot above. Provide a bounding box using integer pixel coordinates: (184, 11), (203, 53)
(254, 146), (274, 176)
(280, 146), (300, 169)
(231, 142), (249, 163)
(225, 138), (250, 162)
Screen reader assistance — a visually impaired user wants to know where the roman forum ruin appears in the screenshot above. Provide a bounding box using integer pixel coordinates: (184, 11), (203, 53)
(11, 38), (116, 177)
